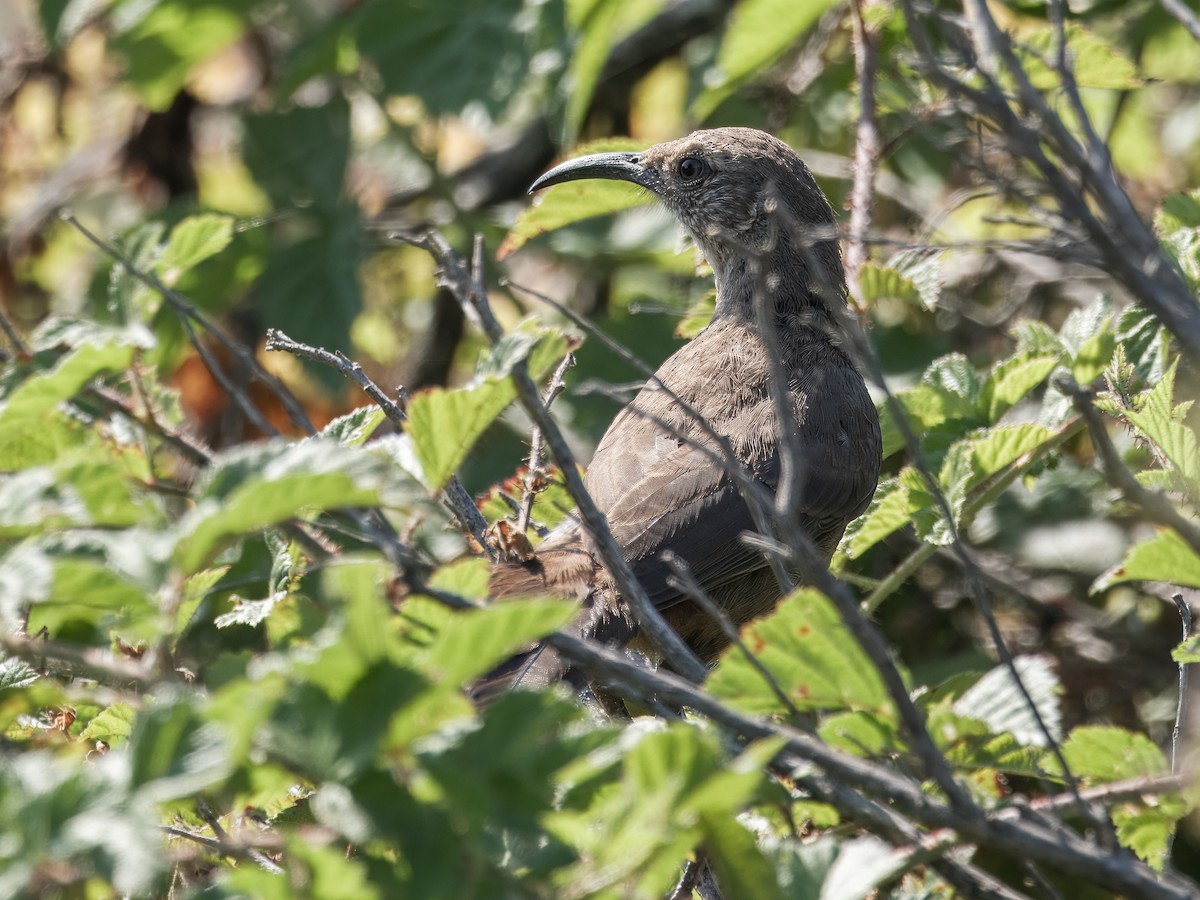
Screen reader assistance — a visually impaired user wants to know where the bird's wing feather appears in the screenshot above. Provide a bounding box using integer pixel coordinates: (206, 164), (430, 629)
(582, 356), (880, 612)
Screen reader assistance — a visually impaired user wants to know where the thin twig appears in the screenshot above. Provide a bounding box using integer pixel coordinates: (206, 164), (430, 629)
(1170, 595), (1191, 779)
(263, 327), (491, 554)
(661, 551), (803, 722)
(85, 383), (213, 466)
(845, 0), (882, 306)
(63, 213), (317, 435)
(163, 818), (283, 874)
(0, 631), (165, 692)
(516, 351), (575, 534)
(1022, 773), (1188, 815)
(412, 230), (708, 682)
(1159, 0), (1200, 43)
(0, 302), (31, 358)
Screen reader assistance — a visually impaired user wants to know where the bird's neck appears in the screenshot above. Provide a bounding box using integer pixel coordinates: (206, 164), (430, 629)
(709, 234), (847, 339)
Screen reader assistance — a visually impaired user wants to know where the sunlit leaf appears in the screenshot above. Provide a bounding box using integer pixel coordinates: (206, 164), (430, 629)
(1021, 24), (1141, 91)
(691, 0), (838, 118)
(707, 588), (894, 716)
(980, 353), (1060, 421)
(1095, 528), (1200, 591)
(157, 214), (234, 281)
(110, 0), (248, 110)
(499, 139), (650, 258)
(952, 655), (1062, 747)
(406, 326), (569, 489)
(80, 703), (137, 746)
(418, 598), (575, 686)
(1055, 725), (1167, 783)
(175, 439), (419, 573)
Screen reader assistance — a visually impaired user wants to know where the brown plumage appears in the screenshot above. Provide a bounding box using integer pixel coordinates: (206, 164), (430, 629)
(487, 128), (881, 688)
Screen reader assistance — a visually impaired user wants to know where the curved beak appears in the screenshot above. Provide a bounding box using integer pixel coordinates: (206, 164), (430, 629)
(528, 151), (661, 194)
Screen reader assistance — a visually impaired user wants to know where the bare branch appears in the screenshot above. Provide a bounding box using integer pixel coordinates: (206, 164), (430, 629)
(517, 351), (575, 535)
(412, 230), (708, 682)
(63, 213), (318, 435)
(845, 0), (882, 304)
(263, 327), (492, 555)
(0, 631), (166, 692)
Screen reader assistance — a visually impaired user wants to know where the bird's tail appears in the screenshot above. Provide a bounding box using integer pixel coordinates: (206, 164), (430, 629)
(472, 546), (637, 705)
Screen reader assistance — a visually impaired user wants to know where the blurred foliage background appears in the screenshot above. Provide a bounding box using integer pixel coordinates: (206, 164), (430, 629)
(4, 0), (1200, 895)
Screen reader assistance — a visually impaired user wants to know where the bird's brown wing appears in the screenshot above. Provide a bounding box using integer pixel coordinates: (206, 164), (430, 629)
(596, 439), (763, 608)
(584, 360), (881, 612)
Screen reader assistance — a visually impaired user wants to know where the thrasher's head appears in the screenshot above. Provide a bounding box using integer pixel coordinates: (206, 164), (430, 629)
(529, 128), (843, 301)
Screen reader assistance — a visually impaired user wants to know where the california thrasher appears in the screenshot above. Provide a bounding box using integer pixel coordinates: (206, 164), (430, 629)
(488, 127), (881, 686)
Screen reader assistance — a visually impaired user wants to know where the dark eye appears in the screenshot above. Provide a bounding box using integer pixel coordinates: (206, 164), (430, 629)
(678, 157), (704, 181)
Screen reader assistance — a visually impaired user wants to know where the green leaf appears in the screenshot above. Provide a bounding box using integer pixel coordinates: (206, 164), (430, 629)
(499, 139), (651, 258)
(821, 835), (921, 900)
(550, 725), (767, 894)
(26, 557), (154, 637)
(563, 0), (655, 142)
(419, 598), (576, 686)
(961, 423), (1058, 487)
(766, 837), (838, 898)
(0, 657), (39, 690)
(837, 477), (917, 562)
(157, 214), (234, 281)
(0, 340), (146, 430)
(356, 0), (541, 117)
(110, 0), (249, 110)
(939, 723), (1055, 780)
(0, 409), (89, 470)
(406, 326), (568, 489)
(175, 439), (419, 573)
(1122, 360), (1200, 485)
(255, 208), (363, 367)
(1056, 725), (1167, 783)
(1158, 190), (1200, 288)
(80, 703), (137, 746)
(426, 557), (492, 601)
(1114, 799), (1187, 872)
(420, 690), (593, 837)
(707, 588), (894, 717)
(1072, 325), (1116, 385)
(878, 354), (983, 458)
(278, 841), (382, 900)
(129, 694), (233, 801)
(321, 406), (387, 447)
(980, 353), (1060, 421)
(0, 751), (166, 896)
(1095, 528), (1200, 591)
(676, 290), (716, 339)
(1022, 24), (1141, 91)
(700, 809), (785, 900)
(818, 710), (900, 757)
(691, 0), (838, 119)
(952, 655), (1062, 747)
(858, 263), (923, 307)
(103, 223), (166, 321)
(1172, 633), (1200, 665)
(243, 98), (350, 215)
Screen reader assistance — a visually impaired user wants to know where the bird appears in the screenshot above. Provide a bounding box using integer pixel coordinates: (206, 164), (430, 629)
(486, 127), (881, 688)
